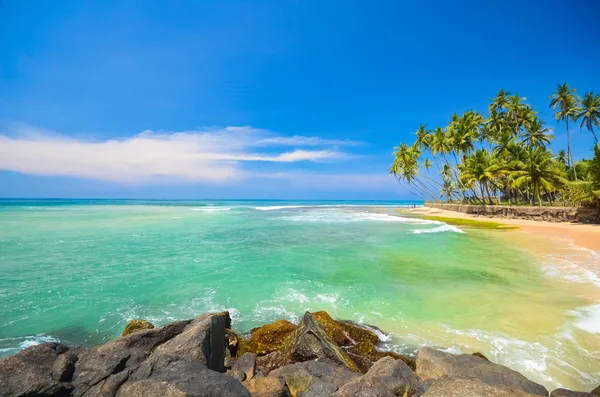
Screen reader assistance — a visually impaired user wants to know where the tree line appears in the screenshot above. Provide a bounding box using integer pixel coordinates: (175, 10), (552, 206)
(390, 84), (600, 207)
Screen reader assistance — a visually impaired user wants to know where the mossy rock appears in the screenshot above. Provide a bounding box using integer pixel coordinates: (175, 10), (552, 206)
(591, 385), (600, 396)
(122, 319), (154, 336)
(237, 319), (296, 357)
(472, 352), (490, 362)
(312, 312), (379, 347)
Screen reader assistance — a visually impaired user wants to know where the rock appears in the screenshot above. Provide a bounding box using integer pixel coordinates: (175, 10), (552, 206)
(335, 356), (421, 397)
(232, 352), (257, 382)
(473, 352), (490, 361)
(128, 356), (250, 397)
(243, 377), (289, 397)
(312, 311), (415, 372)
(551, 389), (597, 397)
(592, 386), (600, 396)
(0, 342), (74, 397)
(255, 351), (286, 375)
(238, 320), (297, 356)
(269, 361), (359, 396)
(149, 312), (231, 372)
(422, 378), (543, 397)
(416, 347), (548, 396)
(52, 349), (80, 382)
(117, 380), (187, 397)
(283, 312), (360, 372)
(72, 319), (191, 396)
(312, 312), (379, 347)
(122, 319), (155, 336)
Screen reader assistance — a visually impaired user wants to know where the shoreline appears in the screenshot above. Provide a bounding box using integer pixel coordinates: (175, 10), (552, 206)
(401, 206), (600, 252)
(2, 310), (598, 396)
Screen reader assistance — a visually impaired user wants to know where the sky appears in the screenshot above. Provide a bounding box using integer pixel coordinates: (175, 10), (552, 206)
(1, 0), (599, 200)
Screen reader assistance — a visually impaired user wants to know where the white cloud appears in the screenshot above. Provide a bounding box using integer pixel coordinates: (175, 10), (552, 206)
(257, 135), (362, 146)
(0, 125), (355, 183)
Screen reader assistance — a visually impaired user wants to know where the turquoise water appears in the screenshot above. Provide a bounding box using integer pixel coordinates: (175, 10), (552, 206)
(0, 199), (599, 390)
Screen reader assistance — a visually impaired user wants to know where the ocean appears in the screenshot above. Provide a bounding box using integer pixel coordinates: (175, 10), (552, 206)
(0, 199), (598, 390)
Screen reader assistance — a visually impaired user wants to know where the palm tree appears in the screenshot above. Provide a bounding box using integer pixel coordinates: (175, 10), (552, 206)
(557, 150), (568, 166)
(522, 118), (553, 149)
(511, 148), (568, 206)
(550, 83), (581, 179)
(413, 125), (431, 150)
(489, 89), (510, 114)
(505, 94), (529, 139)
(576, 91), (600, 145)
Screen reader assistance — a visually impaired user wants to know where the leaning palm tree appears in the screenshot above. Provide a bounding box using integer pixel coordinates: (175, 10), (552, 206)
(511, 147), (568, 206)
(550, 83), (581, 179)
(576, 91), (600, 145)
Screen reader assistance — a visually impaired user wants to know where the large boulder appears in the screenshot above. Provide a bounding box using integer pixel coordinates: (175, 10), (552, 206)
(122, 319), (154, 336)
(416, 347), (548, 397)
(149, 312), (231, 372)
(422, 378), (544, 397)
(551, 389), (597, 397)
(282, 312), (360, 372)
(238, 320), (297, 356)
(335, 356), (422, 397)
(0, 342), (77, 397)
(268, 360), (359, 396)
(71, 319), (191, 396)
(126, 356), (250, 397)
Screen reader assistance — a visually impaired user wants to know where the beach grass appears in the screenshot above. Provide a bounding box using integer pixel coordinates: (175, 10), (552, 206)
(398, 211), (519, 230)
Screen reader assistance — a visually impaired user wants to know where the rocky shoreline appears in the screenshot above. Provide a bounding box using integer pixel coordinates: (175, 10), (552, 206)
(1, 311), (598, 397)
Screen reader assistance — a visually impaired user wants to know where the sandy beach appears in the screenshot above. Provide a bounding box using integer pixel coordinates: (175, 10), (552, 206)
(402, 206), (600, 252)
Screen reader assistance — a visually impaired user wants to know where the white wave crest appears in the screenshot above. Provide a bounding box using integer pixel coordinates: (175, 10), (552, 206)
(190, 207), (231, 212)
(255, 205), (308, 211)
(568, 304), (600, 334)
(412, 224), (464, 234)
(279, 211), (441, 224)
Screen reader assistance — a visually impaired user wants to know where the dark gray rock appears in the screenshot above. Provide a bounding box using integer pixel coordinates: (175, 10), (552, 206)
(149, 312), (231, 372)
(71, 319), (190, 396)
(0, 342), (74, 397)
(335, 356), (422, 397)
(269, 360), (359, 396)
(129, 356), (249, 397)
(117, 380), (187, 397)
(421, 378), (544, 397)
(551, 389), (596, 397)
(283, 312), (360, 372)
(416, 347), (548, 396)
(232, 352), (256, 382)
(243, 377), (289, 397)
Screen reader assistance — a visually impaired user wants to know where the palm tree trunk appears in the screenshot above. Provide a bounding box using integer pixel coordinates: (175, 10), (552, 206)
(590, 126), (599, 145)
(484, 182), (493, 205)
(566, 118), (577, 180)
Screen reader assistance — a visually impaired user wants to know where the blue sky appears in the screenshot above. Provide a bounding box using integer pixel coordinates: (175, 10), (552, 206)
(1, 0), (599, 199)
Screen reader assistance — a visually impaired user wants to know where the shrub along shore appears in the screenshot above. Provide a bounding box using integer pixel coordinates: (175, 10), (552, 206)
(1, 311), (598, 397)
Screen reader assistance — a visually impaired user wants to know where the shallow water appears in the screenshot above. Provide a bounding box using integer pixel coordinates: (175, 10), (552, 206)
(0, 199), (598, 390)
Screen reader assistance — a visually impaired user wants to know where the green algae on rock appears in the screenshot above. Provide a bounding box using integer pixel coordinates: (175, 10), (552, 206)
(121, 319), (154, 336)
(237, 319), (297, 356)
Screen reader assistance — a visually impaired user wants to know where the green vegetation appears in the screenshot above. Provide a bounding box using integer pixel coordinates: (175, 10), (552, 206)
(390, 84), (600, 208)
(406, 214), (518, 230)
